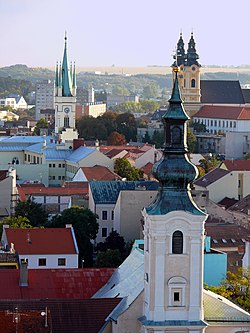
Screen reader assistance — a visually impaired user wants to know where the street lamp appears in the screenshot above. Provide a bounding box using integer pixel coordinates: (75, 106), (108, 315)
(41, 307), (48, 328)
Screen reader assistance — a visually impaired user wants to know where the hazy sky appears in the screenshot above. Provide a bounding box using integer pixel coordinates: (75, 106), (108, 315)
(1, 0), (249, 67)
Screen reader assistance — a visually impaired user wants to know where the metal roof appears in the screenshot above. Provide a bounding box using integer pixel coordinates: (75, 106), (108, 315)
(90, 180), (159, 204)
(66, 146), (95, 163)
(94, 247), (250, 322)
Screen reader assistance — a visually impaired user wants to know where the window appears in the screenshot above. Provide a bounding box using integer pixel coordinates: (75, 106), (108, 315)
(53, 164), (55, 168)
(37, 156), (39, 164)
(102, 227), (108, 237)
(59, 164), (61, 168)
(28, 155), (30, 162)
(174, 292), (180, 302)
(38, 258), (46, 266)
(191, 79), (196, 88)
(62, 164), (65, 168)
(58, 176), (61, 180)
(102, 210), (108, 220)
(172, 231), (183, 254)
(168, 277), (186, 307)
(49, 164), (52, 168)
(58, 258), (66, 266)
(111, 211), (114, 220)
(24, 154), (27, 161)
(64, 116), (69, 128)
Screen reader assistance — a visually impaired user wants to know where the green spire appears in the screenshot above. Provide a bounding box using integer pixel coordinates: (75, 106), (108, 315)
(61, 33), (73, 97)
(146, 68), (205, 216)
(186, 32), (200, 66)
(73, 62), (76, 88)
(173, 32), (186, 66)
(55, 62), (59, 88)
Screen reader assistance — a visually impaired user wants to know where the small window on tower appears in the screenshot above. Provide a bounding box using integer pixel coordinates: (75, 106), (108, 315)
(174, 292), (180, 302)
(172, 231), (183, 254)
(191, 79), (196, 88)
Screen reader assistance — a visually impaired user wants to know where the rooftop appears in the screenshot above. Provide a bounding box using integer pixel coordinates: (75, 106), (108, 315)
(194, 105), (250, 120)
(4, 227), (77, 255)
(221, 159), (250, 171)
(194, 168), (230, 187)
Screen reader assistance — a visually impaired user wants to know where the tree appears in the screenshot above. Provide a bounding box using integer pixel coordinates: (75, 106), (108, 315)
(94, 249), (122, 268)
(96, 230), (126, 253)
(48, 206), (99, 267)
(187, 127), (197, 153)
(0, 216), (33, 237)
(142, 83), (160, 99)
(112, 86), (130, 96)
(198, 155), (220, 174)
(15, 197), (48, 227)
(107, 131), (126, 145)
(113, 101), (142, 114)
(33, 118), (48, 136)
(206, 268), (250, 312)
(114, 158), (142, 181)
(116, 112), (137, 142)
(140, 100), (160, 113)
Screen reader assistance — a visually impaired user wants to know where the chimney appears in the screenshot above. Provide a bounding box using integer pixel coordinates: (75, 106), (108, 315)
(73, 138), (85, 150)
(20, 260), (28, 286)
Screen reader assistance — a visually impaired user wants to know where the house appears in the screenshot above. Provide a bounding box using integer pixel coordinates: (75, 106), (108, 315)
(194, 161), (250, 202)
(72, 165), (122, 182)
(1, 225), (79, 269)
(205, 218), (250, 273)
(89, 180), (159, 242)
(3, 94), (28, 110)
(0, 168), (17, 217)
(17, 184), (89, 214)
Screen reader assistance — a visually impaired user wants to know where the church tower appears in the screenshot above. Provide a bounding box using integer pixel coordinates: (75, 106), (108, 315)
(141, 67), (207, 332)
(54, 34), (78, 140)
(173, 32), (201, 106)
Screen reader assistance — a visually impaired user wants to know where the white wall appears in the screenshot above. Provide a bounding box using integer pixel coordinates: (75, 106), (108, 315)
(19, 254), (78, 269)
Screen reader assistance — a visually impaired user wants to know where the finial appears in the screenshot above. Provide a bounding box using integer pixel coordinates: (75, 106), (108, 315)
(64, 31), (67, 42)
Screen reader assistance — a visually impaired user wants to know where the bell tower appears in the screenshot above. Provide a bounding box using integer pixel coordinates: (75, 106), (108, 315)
(54, 33), (77, 140)
(173, 32), (201, 105)
(140, 67), (207, 333)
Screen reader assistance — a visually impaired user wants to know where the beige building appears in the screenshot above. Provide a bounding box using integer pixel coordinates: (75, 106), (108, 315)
(84, 102), (106, 118)
(0, 168), (17, 217)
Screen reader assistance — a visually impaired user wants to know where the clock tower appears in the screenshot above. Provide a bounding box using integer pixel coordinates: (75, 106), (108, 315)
(54, 34), (77, 138)
(140, 67), (207, 333)
(173, 33), (201, 116)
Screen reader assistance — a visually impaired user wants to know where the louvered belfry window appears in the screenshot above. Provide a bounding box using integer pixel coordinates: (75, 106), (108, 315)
(172, 231), (183, 254)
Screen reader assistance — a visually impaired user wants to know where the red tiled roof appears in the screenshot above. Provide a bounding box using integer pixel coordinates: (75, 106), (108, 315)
(19, 183), (46, 188)
(218, 197), (238, 209)
(102, 148), (128, 158)
(80, 165), (122, 181)
(0, 268), (115, 299)
(141, 162), (153, 176)
(0, 298), (121, 333)
(62, 181), (88, 188)
(5, 228), (77, 255)
(194, 105), (250, 120)
(17, 186), (88, 202)
(221, 159), (250, 171)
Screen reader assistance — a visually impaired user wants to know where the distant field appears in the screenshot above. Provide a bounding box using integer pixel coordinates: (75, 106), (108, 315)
(42, 66), (250, 76)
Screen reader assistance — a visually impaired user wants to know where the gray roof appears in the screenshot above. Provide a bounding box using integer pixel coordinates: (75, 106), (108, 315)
(90, 180), (159, 204)
(94, 247), (250, 323)
(66, 146), (95, 163)
(200, 80), (245, 104)
(242, 89), (250, 103)
(194, 168), (230, 187)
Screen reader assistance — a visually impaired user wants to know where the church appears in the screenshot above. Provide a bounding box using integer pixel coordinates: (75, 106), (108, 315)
(93, 62), (250, 332)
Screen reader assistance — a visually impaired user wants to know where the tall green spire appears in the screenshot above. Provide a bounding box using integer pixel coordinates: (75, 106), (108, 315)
(186, 32), (200, 66)
(73, 62), (76, 88)
(146, 67), (205, 216)
(61, 33), (73, 97)
(173, 32), (186, 66)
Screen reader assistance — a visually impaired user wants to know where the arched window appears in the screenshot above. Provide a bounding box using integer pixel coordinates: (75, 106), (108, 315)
(64, 116), (69, 128)
(172, 231), (183, 254)
(191, 79), (196, 88)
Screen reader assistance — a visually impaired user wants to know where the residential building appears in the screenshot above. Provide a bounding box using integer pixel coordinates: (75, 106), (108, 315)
(89, 180), (158, 242)
(1, 94), (28, 110)
(72, 165), (122, 182)
(35, 80), (55, 120)
(106, 93), (139, 107)
(0, 168), (17, 217)
(83, 102), (106, 118)
(1, 225), (79, 269)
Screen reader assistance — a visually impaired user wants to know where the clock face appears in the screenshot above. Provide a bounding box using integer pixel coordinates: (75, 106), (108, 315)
(64, 107), (70, 114)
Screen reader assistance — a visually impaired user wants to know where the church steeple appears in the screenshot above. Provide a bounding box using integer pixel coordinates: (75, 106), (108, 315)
(173, 32), (186, 66)
(61, 32), (73, 97)
(146, 67), (204, 216)
(186, 32), (200, 66)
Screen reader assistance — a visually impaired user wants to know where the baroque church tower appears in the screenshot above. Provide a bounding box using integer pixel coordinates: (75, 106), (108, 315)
(54, 34), (78, 141)
(141, 67), (208, 332)
(173, 32), (201, 114)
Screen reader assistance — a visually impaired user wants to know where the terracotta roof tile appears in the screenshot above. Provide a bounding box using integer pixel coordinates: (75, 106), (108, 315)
(5, 228), (77, 255)
(80, 165), (122, 181)
(0, 298), (121, 333)
(194, 105), (250, 120)
(221, 159), (250, 171)
(17, 186), (88, 202)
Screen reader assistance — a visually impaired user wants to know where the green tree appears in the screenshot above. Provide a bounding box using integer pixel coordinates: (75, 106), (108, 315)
(152, 130), (164, 148)
(33, 118), (48, 136)
(49, 206), (99, 267)
(113, 101), (142, 114)
(198, 155), (220, 174)
(114, 158), (142, 180)
(207, 268), (250, 312)
(140, 100), (160, 113)
(116, 112), (137, 142)
(112, 86), (130, 96)
(142, 83), (159, 99)
(94, 249), (122, 268)
(15, 197), (48, 227)
(187, 127), (197, 153)
(0, 216), (33, 237)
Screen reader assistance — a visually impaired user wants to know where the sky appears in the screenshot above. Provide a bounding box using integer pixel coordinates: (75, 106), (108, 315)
(1, 0), (250, 68)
